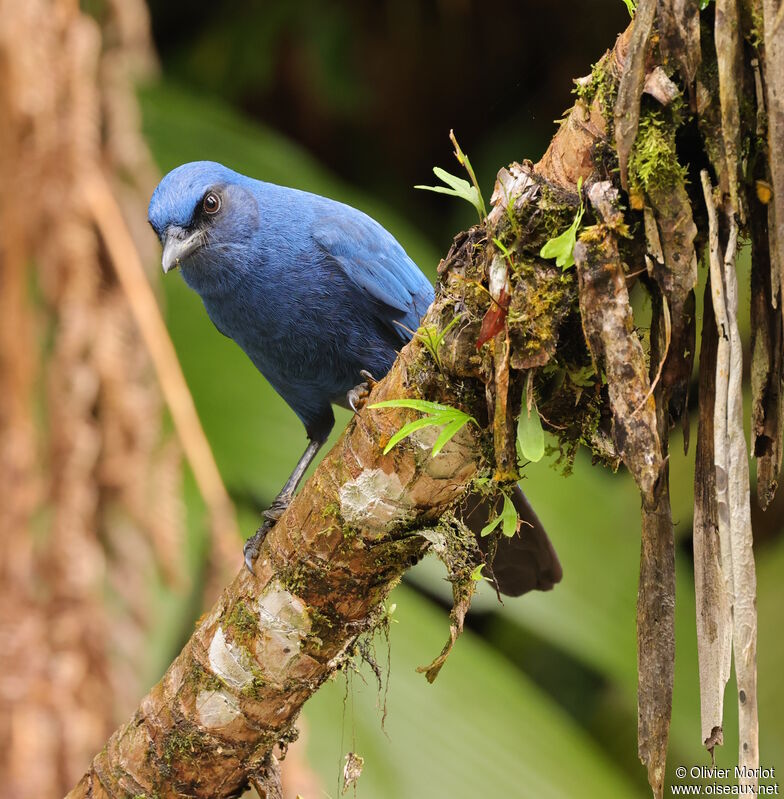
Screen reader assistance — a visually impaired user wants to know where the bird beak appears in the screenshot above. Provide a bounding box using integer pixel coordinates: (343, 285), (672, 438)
(161, 227), (203, 274)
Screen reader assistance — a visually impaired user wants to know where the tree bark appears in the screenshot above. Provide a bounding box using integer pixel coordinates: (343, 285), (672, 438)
(65, 336), (477, 798)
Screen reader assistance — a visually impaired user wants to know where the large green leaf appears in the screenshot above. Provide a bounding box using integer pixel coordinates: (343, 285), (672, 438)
(303, 585), (643, 798)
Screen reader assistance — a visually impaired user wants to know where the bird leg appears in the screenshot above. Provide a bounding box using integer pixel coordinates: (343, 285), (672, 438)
(243, 437), (326, 571)
(346, 369), (378, 413)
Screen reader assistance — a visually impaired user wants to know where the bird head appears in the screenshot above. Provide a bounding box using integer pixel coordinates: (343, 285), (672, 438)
(148, 161), (258, 290)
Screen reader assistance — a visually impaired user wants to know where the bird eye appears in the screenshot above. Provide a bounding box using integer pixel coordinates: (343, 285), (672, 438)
(203, 191), (221, 215)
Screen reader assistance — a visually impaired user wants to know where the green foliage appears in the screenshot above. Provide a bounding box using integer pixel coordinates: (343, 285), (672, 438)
(370, 399), (475, 456)
(470, 563), (486, 581)
(621, 0), (637, 16)
(304, 584), (642, 799)
(539, 177), (584, 269)
(480, 490), (518, 538)
(517, 385), (545, 463)
(415, 167), (486, 222)
(492, 237), (515, 268)
(414, 314), (462, 370)
(628, 110), (687, 198)
(415, 131), (487, 221)
(566, 363), (598, 388)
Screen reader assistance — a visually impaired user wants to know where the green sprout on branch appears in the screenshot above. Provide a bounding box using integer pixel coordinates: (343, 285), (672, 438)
(480, 490), (518, 538)
(492, 237), (515, 269)
(470, 563), (486, 582)
(370, 399), (476, 457)
(539, 176), (585, 270)
(413, 315), (462, 370)
(415, 130), (487, 221)
(517, 382), (545, 463)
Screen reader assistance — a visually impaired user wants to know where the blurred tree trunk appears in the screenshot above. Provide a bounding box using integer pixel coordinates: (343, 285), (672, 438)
(0, 4), (320, 797)
(0, 2), (182, 796)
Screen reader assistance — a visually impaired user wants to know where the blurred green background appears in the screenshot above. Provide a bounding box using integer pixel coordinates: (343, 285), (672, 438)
(138, 2), (783, 796)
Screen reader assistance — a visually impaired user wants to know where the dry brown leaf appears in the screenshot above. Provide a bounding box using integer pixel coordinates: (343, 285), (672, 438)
(749, 187), (784, 509)
(637, 290), (676, 799)
(575, 182), (664, 502)
(342, 752), (364, 795)
(638, 485), (675, 799)
(701, 171), (759, 783)
(614, 0), (657, 190)
(644, 184), (698, 423)
(762, 0), (784, 306)
(715, 0), (743, 218)
(657, 0), (701, 98)
(693, 283), (733, 755)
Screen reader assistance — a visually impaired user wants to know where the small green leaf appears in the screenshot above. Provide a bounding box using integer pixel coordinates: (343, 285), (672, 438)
(699, 0), (712, 8)
(432, 166), (474, 194)
(500, 492), (519, 538)
(492, 237), (513, 263)
(470, 563), (486, 581)
(480, 491), (518, 538)
(539, 210), (584, 269)
(431, 415), (472, 456)
(383, 416), (441, 455)
(621, 0), (636, 16)
(517, 388), (545, 463)
(373, 399), (475, 457)
(371, 399), (454, 414)
(567, 364), (597, 388)
(539, 177), (584, 270)
(480, 513), (503, 537)
(415, 167), (485, 221)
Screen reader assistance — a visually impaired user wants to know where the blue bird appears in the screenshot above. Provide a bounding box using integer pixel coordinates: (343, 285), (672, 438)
(149, 161), (561, 596)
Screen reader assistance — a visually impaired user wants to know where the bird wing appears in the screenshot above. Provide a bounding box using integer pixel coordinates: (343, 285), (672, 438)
(311, 213), (433, 340)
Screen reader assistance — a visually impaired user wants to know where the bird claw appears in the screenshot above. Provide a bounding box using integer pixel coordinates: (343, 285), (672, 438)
(264, 496), (290, 521)
(359, 369), (378, 387)
(347, 370), (378, 414)
(347, 383), (370, 413)
(243, 496), (292, 573)
(244, 520), (273, 572)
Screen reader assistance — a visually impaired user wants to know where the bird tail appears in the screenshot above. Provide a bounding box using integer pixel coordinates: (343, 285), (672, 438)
(460, 485), (562, 597)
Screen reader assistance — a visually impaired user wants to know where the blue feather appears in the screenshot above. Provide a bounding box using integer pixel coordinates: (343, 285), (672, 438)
(149, 161), (434, 438)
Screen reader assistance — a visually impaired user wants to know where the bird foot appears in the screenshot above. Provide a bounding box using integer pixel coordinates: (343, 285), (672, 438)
(243, 520), (273, 572)
(264, 495), (290, 521)
(243, 496), (292, 572)
(347, 370), (378, 413)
